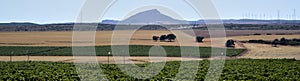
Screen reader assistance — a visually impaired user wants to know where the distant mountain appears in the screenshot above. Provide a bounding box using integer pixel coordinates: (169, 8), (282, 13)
(0, 22), (40, 26)
(101, 20), (119, 24)
(102, 9), (186, 25)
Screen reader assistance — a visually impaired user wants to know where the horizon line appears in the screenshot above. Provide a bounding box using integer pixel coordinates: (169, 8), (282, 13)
(1, 19), (300, 24)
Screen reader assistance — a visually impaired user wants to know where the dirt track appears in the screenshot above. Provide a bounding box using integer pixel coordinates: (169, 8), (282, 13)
(0, 56), (202, 64)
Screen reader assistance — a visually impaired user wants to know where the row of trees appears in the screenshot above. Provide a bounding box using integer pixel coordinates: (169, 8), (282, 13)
(196, 37), (236, 48)
(193, 24), (300, 30)
(152, 34), (206, 43)
(248, 37), (300, 47)
(271, 38), (300, 47)
(152, 35), (236, 48)
(152, 34), (177, 42)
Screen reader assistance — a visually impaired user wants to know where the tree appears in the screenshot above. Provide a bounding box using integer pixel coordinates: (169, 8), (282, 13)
(166, 34), (176, 42)
(196, 36), (204, 43)
(272, 39), (279, 47)
(159, 35), (167, 42)
(280, 37), (287, 45)
(226, 39), (235, 47)
(152, 36), (159, 42)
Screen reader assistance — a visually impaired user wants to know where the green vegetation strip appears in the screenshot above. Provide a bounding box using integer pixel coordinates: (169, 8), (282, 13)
(0, 59), (299, 80)
(0, 45), (244, 57)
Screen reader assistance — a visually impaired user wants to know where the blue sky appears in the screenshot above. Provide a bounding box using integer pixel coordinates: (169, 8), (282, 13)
(0, 0), (299, 24)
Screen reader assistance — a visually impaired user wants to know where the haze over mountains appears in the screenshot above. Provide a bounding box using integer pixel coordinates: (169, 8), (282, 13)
(2, 9), (300, 25)
(102, 9), (300, 25)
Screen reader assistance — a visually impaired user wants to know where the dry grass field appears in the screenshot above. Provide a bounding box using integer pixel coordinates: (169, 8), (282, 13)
(1, 30), (297, 47)
(238, 43), (300, 60)
(0, 30), (235, 48)
(0, 30), (299, 60)
(227, 35), (300, 60)
(0, 31), (171, 46)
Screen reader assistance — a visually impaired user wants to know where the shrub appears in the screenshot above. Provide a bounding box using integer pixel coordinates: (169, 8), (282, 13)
(159, 35), (167, 41)
(249, 40), (264, 43)
(279, 37), (287, 45)
(288, 41), (300, 46)
(196, 36), (204, 43)
(152, 36), (159, 42)
(226, 39), (235, 47)
(272, 39), (279, 47)
(275, 33), (286, 35)
(292, 38), (300, 42)
(166, 34), (176, 42)
(253, 33), (261, 35)
(263, 41), (272, 44)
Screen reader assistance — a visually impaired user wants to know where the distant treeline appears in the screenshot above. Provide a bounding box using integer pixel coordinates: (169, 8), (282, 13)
(192, 24), (300, 30)
(248, 38), (300, 46)
(0, 23), (115, 31)
(0, 23), (180, 31)
(0, 23), (300, 32)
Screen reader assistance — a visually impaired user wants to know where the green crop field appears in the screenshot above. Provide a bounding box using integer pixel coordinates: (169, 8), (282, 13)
(0, 59), (299, 80)
(0, 45), (245, 58)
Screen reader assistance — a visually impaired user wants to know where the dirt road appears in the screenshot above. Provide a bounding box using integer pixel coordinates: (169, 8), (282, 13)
(0, 56), (202, 64)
